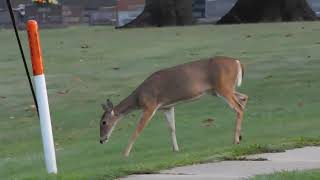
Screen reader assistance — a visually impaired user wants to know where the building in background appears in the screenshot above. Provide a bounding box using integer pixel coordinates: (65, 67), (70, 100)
(205, 0), (236, 18)
(60, 0), (116, 25)
(0, 0), (319, 28)
(115, 0), (234, 27)
(192, 0), (236, 21)
(0, 0), (117, 28)
(192, 0), (206, 18)
(308, 0), (320, 15)
(116, 0), (145, 27)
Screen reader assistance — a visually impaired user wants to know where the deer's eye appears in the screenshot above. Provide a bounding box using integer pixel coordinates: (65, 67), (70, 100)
(102, 121), (106, 125)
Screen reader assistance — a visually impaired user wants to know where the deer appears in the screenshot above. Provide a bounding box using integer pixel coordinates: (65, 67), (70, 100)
(100, 56), (248, 157)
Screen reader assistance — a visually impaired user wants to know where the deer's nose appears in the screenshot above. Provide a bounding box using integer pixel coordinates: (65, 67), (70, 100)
(100, 140), (103, 144)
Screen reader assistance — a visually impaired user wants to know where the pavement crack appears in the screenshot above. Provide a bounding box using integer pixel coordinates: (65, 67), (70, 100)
(160, 172), (195, 176)
(223, 157), (268, 161)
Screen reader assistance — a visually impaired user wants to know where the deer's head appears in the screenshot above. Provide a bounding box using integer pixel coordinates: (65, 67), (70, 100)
(100, 99), (119, 144)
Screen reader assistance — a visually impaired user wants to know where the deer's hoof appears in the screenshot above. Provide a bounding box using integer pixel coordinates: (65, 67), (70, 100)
(123, 154), (129, 158)
(173, 148), (180, 152)
(123, 152), (130, 158)
(234, 138), (241, 144)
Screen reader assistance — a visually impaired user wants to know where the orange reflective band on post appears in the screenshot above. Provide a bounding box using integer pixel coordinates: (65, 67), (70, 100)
(27, 20), (44, 76)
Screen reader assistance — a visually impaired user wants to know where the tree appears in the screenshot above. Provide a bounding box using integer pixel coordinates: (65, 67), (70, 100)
(217, 0), (317, 24)
(120, 0), (193, 28)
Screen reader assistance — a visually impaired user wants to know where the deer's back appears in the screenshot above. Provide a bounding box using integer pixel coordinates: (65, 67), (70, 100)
(135, 57), (239, 108)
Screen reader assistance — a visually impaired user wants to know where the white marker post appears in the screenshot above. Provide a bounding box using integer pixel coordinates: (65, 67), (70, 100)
(27, 20), (57, 174)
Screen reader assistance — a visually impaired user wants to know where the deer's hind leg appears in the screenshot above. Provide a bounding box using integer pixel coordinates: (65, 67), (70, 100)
(216, 89), (244, 145)
(235, 92), (248, 108)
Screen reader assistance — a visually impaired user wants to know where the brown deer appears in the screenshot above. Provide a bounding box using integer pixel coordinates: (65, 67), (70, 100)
(100, 56), (248, 157)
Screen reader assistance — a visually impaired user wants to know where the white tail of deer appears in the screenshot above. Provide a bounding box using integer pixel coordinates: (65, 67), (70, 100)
(100, 56), (248, 157)
(236, 60), (242, 87)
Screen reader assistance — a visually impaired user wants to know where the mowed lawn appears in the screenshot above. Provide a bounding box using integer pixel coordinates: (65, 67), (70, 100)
(253, 169), (320, 180)
(1, 22), (320, 179)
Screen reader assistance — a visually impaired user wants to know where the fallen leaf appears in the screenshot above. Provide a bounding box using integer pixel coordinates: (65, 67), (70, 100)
(24, 104), (36, 112)
(73, 76), (83, 82)
(81, 44), (89, 48)
(285, 33), (293, 37)
(57, 89), (70, 95)
(202, 118), (215, 127)
(297, 101), (304, 107)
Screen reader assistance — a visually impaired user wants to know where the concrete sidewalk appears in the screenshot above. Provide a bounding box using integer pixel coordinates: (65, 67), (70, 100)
(122, 146), (320, 180)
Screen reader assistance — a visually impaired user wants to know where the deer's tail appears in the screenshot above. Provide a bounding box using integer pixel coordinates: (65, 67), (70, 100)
(235, 60), (244, 87)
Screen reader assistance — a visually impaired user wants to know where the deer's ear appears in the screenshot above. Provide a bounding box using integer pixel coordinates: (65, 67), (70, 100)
(106, 99), (114, 110)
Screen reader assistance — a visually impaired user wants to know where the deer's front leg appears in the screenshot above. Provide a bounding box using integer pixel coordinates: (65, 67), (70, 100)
(124, 106), (157, 157)
(164, 107), (179, 152)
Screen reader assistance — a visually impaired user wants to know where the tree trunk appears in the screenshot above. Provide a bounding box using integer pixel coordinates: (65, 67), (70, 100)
(119, 0), (193, 28)
(217, 0), (317, 24)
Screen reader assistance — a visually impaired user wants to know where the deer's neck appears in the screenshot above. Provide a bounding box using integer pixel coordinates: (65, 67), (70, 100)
(114, 93), (138, 117)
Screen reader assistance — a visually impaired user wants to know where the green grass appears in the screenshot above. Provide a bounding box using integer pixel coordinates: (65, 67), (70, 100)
(253, 169), (320, 180)
(1, 22), (320, 179)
